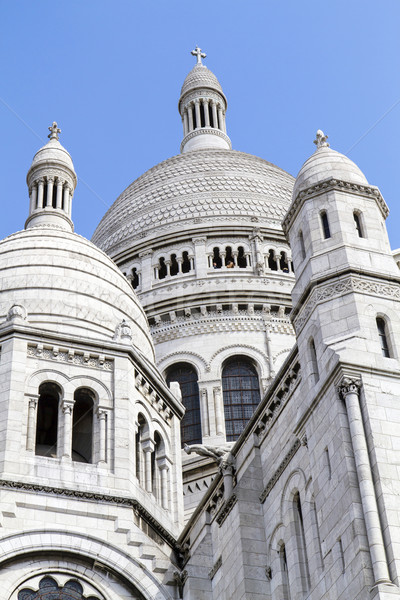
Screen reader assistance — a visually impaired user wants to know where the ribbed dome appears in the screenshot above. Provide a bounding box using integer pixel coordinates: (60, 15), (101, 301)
(92, 149), (295, 255)
(180, 64), (225, 99)
(29, 138), (75, 174)
(293, 146), (368, 199)
(0, 226), (154, 360)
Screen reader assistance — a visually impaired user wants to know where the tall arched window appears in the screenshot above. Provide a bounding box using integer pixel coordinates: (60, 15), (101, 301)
(166, 363), (202, 446)
(35, 382), (60, 457)
(376, 317), (391, 357)
(222, 357), (261, 441)
(320, 211), (331, 239)
(279, 542), (290, 599)
(353, 211), (364, 237)
(136, 413), (148, 483)
(299, 230), (306, 259)
(309, 338), (319, 383)
(293, 492), (311, 592)
(72, 388), (94, 463)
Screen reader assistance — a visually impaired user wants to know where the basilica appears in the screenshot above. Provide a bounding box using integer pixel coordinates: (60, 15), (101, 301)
(1, 49), (400, 600)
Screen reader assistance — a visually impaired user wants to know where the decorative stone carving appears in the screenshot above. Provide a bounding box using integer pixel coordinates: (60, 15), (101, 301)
(338, 377), (362, 401)
(27, 344), (113, 371)
(313, 129), (329, 149)
(6, 304), (27, 322)
(113, 319), (133, 343)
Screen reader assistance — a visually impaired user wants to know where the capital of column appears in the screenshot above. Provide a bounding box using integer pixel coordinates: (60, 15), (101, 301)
(97, 408), (108, 420)
(338, 377), (362, 401)
(47, 176), (55, 183)
(193, 236), (207, 245)
(28, 395), (39, 408)
(62, 400), (75, 415)
(194, 99), (200, 105)
(142, 439), (155, 453)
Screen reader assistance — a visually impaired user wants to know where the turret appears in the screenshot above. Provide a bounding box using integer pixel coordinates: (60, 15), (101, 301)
(178, 47), (231, 153)
(25, 122), (77, 232)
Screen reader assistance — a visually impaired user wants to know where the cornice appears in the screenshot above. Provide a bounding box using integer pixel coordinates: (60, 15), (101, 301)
(282, 177), (388, 234)
(180, 128), (231, 153)
(259, 439), (301, 503)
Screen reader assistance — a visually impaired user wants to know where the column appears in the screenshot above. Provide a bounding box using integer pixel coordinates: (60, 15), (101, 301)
(213, 386), (224, 436)
(46, 177), (54, 207)
(265, 323), (275, 379)
(203, 99), (210, 126)
(338, 378), (391, 585)
(165, 259), (171, 277)
(188, 104), (194, 131)
(142, 439), (154, 493)
(26, 395), (39, 452)
(56, 179), (63, 209)
(63, 184), (70, 213)
(220, 456), (235, 499)
(159, 462), (169, 509)
(29, 185), (37, 214)
(62, 400), (74, 458)
(194, 99), (201, 129)
(222, 110), (227, 133)
(217, 107), (224, 133)
(139, 250), (153, 289)
(200, 388), (210, 437)
(37, 179), (44, 209)
(211, 101), (218, 129)
(232, 251), (238, 266)
(98, 409), (107, 464)
(183, 110), (188, 136)
(189, 254), (195, 270)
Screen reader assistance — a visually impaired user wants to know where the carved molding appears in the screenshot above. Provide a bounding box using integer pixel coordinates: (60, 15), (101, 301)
(294, 274), (400, 334)
(209, 555), (222, 580)
(216, 493), (238, 526)
(27, 344), (113, 371)
(259, 439), (301, 503)
(338, 377), (362, 401)
(180, 129), (232, 153)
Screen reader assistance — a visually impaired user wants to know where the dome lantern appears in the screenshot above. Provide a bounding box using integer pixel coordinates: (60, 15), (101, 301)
(178, 47), (231, 153)
(25, 122), (77, 232)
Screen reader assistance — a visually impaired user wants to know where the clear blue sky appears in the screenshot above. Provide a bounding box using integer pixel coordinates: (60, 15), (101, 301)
(1, 1), (399, 246)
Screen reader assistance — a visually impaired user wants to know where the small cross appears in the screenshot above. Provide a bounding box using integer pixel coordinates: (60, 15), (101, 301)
(48, 121), (61, 140)
(191, 46), (206, 65)
(313, 129), (329, 149)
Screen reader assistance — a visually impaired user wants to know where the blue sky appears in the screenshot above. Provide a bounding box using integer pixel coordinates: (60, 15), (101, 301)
(1, 1), (399, 246)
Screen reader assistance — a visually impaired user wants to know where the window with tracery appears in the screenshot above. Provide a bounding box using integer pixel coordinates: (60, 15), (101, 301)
(166, 363), (202, 446)
(222, 357), (261, 441)
(18, 576), (100, 600)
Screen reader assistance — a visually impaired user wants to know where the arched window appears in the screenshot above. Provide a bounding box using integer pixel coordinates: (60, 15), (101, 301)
(353, 211), (364, 237)
(268, 249), (278, 271)
(279, 251), (289, 272)
(72, 388), (94, 463)
(376, 317), (391, 357)
(279, 542), (290, 599)
(182, 251), (191, 273)
(18, 576), (101, 600)
(293, 492), (311, 592)
(166, 363), (202, 446)
(136, 413), (147, 483)
(237, 246), (247, 268)
(131, 268), (140, 289)
(222, 357), (261, 441)
(170, 253), (179, 276)
(299, 230), (306, 259)
(35, 382), (60, 457)
(309, 338), (319, 383)
(212, 247), (222, 269)
(320, 211), (331, 239)
(158, 257), (167, 279)
(225, 246), (234, 267)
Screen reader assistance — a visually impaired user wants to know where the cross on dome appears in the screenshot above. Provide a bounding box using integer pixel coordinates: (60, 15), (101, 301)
(48, 121), (61, 141)
(313, 129), (330, 149)
(191, 46), (206, 65)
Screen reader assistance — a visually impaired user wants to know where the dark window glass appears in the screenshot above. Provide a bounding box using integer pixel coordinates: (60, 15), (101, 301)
(158, 257), (167, 279)
(268, 249), (278, 271)
(72, 388), (94, 463)
(166, 363), (202, 446)
(182, 251), (191, 273)
(377, 317), (390, 357)
(213, 247), (222, 269)
(131, 268), (139, 289)
(35, 382), (60, 457)
(354, 212), (364, 237)
(321, 211), (331, 239)
(18, 576), (100, 600)
(237, 246), (247, 268)
(222, 358), (261, 441)
(170, 253), (179, 276)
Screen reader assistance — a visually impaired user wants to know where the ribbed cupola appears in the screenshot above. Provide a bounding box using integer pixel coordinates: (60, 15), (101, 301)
(179, 47), (231, 153)
(25, 122), (77, 232)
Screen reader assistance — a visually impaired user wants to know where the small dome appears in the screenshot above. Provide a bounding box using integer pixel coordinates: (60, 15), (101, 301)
(293, 145), (368, 199)
(29, 137), (75, 174)
(0, 226), (154, 360)
(180, 64), (225, 101)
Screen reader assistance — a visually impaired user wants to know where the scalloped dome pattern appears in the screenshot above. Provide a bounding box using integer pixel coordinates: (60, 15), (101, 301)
(92, 150), (295, 254)
(180, 64), (224, 97)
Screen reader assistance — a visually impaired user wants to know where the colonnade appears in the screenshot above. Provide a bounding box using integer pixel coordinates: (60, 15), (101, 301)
(29, 176), (73, 215)
(182, 98), (226, 136)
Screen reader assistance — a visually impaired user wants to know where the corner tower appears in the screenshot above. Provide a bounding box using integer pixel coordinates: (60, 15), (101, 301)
(179, 46), (231, 153)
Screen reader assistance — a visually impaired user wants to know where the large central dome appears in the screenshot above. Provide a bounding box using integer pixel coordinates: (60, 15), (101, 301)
(92, 149), (294, 256)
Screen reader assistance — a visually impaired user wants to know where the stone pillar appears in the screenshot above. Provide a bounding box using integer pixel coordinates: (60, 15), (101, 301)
(56, 179), (63, 209)
(211, 101), (218, 129)
(165, 259), (171, 277)
(232, 251), (238, 266)
(200, 388), (210, 437)
(194, 99), (201, 129)
(98, 408), (107, 464)
(213, 386), (224, 436)
(192, 237), (208, 278)
(189, 254), (195, 270)
(142, 439), (155, 493)
(220, 457), (235, 499)
(338, 378), (391, 586)
(29, 185), (37, 214)
(26, 395), (39, 452)
(63, 184), (70, 213)
(159, 461), (169, 509)
(139, 249), (153, 290)
(264, 321), (275, 379)
(46, 177), (54, 207)
(217, 107), (224, 132)
(37, 179), (44, 209)
(183, 110), (189, 136)
(62, 400), (75, 459)
(188, 104), (194, 131)
(177, 257), (183, 273)
(203, 99), (210, 126)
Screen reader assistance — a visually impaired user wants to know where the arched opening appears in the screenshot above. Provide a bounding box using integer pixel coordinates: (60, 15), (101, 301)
(376, 317), (391, 357)
(72, 388), (94, 463)
(222, 357), (261, 441)
(170, 253), (179, 276)
(268, 249), (278, 271)
(166, 363), (202, 446)
(225, 246), (234, 268)
(309, 338), (319, 383)
(279, 542), (290, 599)
(182, 251), (191, 273)
(200, 101), (206, 127)
(212, 247), (222, 269)
(237, 246), (247, 268)
(293, 492), (311, 591)
(192, 105), (197, 129)
(299, 230), (306, 259)
(158, 257), (167, 279)
(320, 211), (331, 239)
(208, 103), (214, 127)
(136, 413), (147, 483)
(353, 211), (364, 238)
(279, 251), (289, 272)
(18, 576), (102, 600)
(131, 268), (140, 289)
(35, 382), (61, 457)
(52, 180), (58, 208)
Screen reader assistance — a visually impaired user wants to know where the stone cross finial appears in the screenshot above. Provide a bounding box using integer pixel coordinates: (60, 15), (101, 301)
(191, 46), (206, 65)
(313, 129), (330, 149)
(48, 121), (61, 140)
